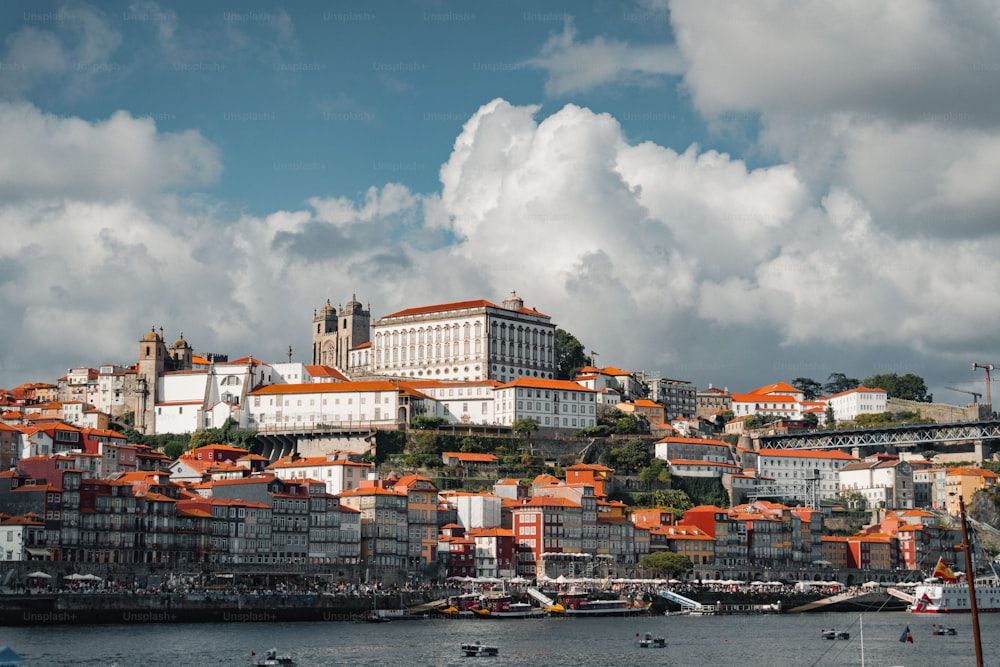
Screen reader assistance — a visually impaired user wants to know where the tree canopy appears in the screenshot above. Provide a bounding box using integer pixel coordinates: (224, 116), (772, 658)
(791, 377), (824, 401)
(861, 373), (932, 402)
(824, 372), (860, 395)
(554, 328), (588, 380)
(638, 551), (693, 577)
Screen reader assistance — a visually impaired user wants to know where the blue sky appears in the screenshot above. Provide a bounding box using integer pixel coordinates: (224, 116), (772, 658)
(2, 0), (999, 408)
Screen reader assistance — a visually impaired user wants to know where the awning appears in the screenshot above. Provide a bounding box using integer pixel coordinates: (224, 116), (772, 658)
(26, 548), (52, 557)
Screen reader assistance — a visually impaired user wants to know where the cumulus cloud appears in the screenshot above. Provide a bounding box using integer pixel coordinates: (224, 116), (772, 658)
(3, 96), (999, 398)
(670, 0), (1000, 241)
(526, 20), (684, 96)
(0, 102), (221, 200)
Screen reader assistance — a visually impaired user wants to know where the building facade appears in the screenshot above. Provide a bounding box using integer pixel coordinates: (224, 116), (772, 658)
(369, 291), (556, 384)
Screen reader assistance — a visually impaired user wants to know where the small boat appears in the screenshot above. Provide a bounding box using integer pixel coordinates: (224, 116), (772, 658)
(821, 629), (850, 640)
(638, 632), (666, 648)
(461, 641), (499, 657)
(254, 649), (295, 666)
(931, 624), (957, 636)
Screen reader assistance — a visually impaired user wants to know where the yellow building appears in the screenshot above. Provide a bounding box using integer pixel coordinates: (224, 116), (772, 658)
(944, 467), (999, 515)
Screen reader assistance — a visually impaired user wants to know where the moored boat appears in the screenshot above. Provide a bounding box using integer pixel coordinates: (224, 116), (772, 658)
(471, 593), (546, 619)
(820, 629), (850, 640)
(931, 624), (957, 636)
(254, 648), (295, 666)
(909, 578), (1000, 613)
(461, 640), (499, 657)
(550, 591), (651, 617)
(638, 632), (666, 648)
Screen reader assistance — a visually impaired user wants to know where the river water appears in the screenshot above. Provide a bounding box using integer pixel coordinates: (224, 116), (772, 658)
(2, 611), (998, 666)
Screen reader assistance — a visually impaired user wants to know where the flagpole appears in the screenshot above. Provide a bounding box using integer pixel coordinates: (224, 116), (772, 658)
(958, 495), (984, 667)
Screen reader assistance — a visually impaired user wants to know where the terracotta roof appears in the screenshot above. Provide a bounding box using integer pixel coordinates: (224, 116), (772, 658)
(497, 378), (595, 392)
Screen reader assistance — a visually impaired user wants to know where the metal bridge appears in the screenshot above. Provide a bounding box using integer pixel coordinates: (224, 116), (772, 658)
(757, 420), (1000, 451)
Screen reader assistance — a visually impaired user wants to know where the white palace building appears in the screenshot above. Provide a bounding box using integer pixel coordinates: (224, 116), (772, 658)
(135, 291), (601, 436)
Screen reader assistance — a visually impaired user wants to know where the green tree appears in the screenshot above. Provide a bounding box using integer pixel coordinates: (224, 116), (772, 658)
(512, 417), (539, 437)
(639, 459), (668, 485)
(162, 440), (186, 460)
(824, 372), (860, 395)
(554, 328), (588, 380)
(824, 405), (835, 427)
(615, 414), (640, 435)
(651, 489), (692, 513)
(638, 551), (693, 577)
(411, 415), (448, 429)
(791, 377), (824, 401)
(862, 373), (932, 402)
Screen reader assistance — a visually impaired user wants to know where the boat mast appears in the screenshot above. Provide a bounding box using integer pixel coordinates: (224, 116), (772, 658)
(958, 495), (984, 667)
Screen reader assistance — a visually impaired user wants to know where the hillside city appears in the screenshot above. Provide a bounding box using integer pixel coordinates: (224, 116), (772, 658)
(1, 292), (998, 586)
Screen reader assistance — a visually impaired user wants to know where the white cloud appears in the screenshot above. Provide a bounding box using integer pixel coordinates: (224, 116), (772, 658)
(0, 4), (122, 98)
(0, 102), (221, 199)
(527, 20), (684, 96)
(3, 98), (1000, 398)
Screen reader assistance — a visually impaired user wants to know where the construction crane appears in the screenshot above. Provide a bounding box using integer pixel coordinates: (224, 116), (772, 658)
(972, 363), (995, 407)
(946, 386), (982, 404)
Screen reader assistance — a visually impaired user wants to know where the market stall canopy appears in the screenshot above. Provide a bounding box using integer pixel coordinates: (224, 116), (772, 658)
(25, 571), (51, 579)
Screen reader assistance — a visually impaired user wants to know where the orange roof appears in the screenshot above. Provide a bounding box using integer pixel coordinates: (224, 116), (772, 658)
(442, 452), (498, 463)
(268, 456), (372, 470)
(825, 386), (887, 399)
(730, 393), (799, 403)
(748, 382), (802, 395)
(514, 496), (580, 508)
(249, 380), (430, 398)
(498, 378), (595, 392)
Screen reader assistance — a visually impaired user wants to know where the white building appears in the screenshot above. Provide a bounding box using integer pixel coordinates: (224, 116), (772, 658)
(406, 380), (500, 425)
(839, 458), (914, 510)
(493, 378), (597, 430)
(246, 380), (431, 431)
(267, 455), (373, 495)
(824, 386), (888, 422)
(441, 492), (503, 530)
(746, 448), (859, 502)
(0, 515), (47, 561)
(370, 291), (556, 384)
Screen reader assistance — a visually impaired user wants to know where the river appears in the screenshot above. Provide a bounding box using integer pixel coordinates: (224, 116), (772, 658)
(2, 611), (998, 666)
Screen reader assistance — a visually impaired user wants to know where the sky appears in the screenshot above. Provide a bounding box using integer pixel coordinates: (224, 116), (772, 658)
(1, 0), (999, 407)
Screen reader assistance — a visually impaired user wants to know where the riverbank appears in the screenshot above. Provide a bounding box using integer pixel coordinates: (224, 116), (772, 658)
(0, 590), (434, 626)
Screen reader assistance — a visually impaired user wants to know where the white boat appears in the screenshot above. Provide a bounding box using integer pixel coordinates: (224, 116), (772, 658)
(638, 632), (666, 648)
(931, 624), (957, 636)
(820, 629), (850, 640)
(254, 649), (295, 666)
(909, 577), (1000, 613)
(461, 641), (499, 657)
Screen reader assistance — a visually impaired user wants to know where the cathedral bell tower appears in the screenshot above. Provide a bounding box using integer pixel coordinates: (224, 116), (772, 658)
(312, 300), (337, 366)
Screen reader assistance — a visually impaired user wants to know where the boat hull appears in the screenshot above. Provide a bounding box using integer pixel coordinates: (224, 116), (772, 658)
(909, 582), (1000, 613)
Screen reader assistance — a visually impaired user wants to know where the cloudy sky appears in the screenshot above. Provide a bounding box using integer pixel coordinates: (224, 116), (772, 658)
(1, 0), (998, 406)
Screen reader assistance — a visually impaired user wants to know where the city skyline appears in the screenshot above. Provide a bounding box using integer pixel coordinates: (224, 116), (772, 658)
(1, 1), (998, 405)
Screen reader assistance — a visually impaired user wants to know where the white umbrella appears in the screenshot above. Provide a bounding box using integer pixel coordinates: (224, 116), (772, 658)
(64, 573), (87, 581)
(26, 571), (51, 579)
(82, 574), (103, 582)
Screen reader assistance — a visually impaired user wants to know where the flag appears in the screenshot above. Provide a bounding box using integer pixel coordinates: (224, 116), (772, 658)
(913, 592), (932, 612)
(933, 557), (958, 583)
(899, 625), (913, 643)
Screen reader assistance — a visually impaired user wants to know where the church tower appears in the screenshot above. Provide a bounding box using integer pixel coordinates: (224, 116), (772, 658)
(312, 300), (338, 366)
(133, 327), (167, 434)
(337, 294), (371, 371)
